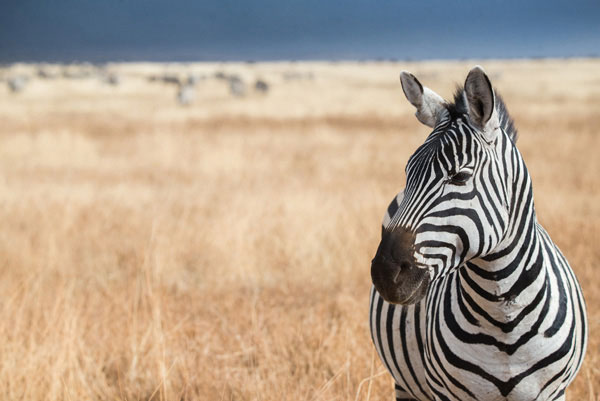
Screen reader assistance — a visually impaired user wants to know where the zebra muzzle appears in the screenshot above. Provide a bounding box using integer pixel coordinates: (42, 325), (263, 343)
(371, 228), (429, 305)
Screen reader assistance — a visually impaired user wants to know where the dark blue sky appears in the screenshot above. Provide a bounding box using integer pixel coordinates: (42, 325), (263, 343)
(1, 0), (599, 62)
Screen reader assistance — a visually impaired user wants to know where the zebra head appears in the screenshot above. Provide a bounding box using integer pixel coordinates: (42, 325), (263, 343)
(371, 66), (517, 305)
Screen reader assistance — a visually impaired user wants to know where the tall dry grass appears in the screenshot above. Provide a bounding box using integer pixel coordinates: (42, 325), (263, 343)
(0, 59), (598, 400)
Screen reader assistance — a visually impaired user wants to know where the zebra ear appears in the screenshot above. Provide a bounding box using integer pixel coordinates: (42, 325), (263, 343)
(400, 71), (445, 128)
(464, 66), (495, 132)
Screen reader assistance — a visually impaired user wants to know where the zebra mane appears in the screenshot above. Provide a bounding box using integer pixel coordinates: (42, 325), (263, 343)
(446, 87), (518, 143)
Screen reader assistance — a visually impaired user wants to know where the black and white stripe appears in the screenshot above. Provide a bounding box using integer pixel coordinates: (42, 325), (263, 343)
(369, 67), (587, 401)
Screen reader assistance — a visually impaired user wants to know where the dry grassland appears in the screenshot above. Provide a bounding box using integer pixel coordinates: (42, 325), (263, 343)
(0, 59), (598, 400)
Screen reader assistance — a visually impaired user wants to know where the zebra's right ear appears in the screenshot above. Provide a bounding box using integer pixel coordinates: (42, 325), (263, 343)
(400, 71), (445, 128)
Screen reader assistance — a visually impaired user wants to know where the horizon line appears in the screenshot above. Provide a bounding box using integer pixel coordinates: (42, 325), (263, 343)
(2, 55), (599, 67)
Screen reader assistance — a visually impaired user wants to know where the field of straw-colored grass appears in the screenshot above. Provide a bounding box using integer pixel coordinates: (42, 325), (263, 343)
(0, 59), (598, 400)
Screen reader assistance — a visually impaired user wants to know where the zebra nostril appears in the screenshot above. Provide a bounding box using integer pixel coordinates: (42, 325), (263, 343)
(393, 261), (412, 284)
(393, 269), (402, 284)
(399, 261), (412, 271)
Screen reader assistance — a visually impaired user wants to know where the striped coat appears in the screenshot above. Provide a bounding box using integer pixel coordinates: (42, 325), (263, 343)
(369, 67), (587, 401)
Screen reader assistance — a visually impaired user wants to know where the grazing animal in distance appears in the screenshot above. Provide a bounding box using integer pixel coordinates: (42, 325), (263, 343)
(369, 66), (587, 401)
(254, 79), (269, 93)
(160, 74), (181, 85)
(37, 67), (56, 79)
(103, 73), (120, 86)
(176, 84), (195, 106)
(7, 76), (27, 93)
(186, 73), (202, 86)
(228, 75), (246, 97)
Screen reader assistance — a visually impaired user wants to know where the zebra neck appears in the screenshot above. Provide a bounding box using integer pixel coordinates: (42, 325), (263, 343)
(459, 198), (546, 320)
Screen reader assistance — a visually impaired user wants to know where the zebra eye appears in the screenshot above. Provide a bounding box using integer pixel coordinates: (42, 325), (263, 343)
(449, 171), (472, 185)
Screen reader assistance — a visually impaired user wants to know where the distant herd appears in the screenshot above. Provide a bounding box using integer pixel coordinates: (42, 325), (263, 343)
(0, 63), (316, 105)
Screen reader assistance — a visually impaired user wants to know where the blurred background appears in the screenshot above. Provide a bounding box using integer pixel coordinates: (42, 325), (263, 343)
(2, 0), (600, 61)
(0, 1), (599, 400)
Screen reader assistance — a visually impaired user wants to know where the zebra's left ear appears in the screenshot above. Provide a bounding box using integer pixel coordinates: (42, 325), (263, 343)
(464, 66), (500, 142)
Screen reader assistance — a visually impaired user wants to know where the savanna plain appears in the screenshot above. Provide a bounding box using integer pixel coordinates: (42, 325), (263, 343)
(0, 59), (599, 400)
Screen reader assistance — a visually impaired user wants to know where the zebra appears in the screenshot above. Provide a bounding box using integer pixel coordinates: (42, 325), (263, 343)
(176, 84), (195, 106)
(369, 66), (587, 401)
(7, 76), (27, 93)
(254, 78), (269, 93)
(228, 75), (246, 97)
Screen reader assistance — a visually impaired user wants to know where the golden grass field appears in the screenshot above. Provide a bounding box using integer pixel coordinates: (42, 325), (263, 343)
(0, 59), (598, 400)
